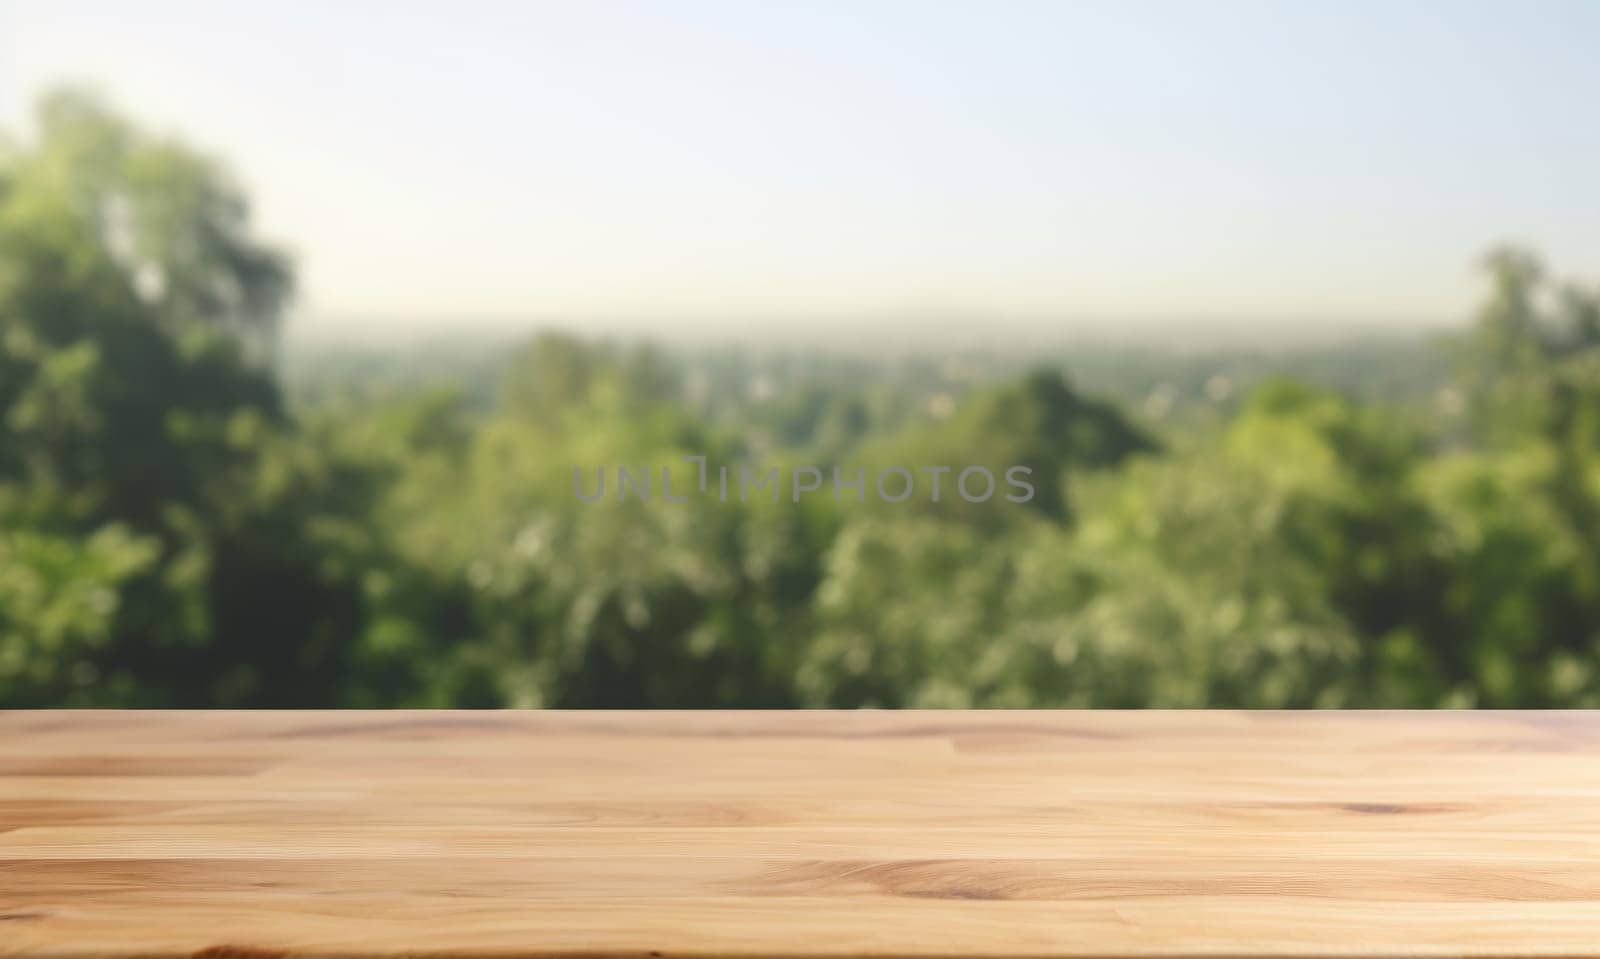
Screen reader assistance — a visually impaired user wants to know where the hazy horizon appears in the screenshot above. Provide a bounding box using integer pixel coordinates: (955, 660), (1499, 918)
(284, 309), (1461, 352)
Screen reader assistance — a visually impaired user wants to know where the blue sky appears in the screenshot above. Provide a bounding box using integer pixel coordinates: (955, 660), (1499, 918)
(3, 0), (1599, 339)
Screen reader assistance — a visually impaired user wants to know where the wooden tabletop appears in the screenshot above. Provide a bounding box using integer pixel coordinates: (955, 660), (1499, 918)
(3, 711), (1600, 959)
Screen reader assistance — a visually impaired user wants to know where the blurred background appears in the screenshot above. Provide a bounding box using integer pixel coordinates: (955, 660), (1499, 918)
(3, 1), (1600, 706)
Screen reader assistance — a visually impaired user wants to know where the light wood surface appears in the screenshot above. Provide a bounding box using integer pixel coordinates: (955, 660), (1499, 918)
(4, 711), (1600, 958)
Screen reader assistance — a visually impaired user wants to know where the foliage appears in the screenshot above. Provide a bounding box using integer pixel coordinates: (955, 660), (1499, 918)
(7, 90), (1600, 707)
(0, 89), (372, 705)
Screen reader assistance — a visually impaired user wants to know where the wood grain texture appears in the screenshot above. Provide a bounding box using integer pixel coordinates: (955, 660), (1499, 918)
(4, 711), (1600, 958)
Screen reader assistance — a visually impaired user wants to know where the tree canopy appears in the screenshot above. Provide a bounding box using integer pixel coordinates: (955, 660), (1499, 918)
(7, 90), (1600, 708)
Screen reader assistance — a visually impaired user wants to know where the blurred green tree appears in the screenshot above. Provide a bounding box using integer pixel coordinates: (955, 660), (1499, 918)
(0, 88), (379, 705)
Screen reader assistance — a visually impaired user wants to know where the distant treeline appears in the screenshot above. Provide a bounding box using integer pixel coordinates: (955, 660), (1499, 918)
(6, 90), (1600, 708)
